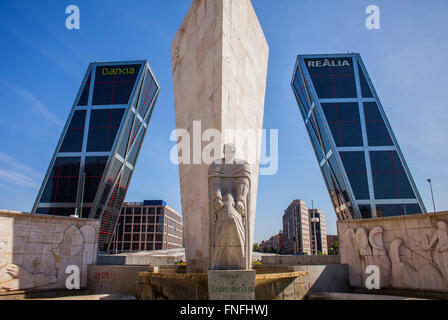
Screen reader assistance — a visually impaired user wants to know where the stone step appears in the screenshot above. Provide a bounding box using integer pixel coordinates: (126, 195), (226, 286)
(310, 292), (425, 300)
(28, 293), (137, 300)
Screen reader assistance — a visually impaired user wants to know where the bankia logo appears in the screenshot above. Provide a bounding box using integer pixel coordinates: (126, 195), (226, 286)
(307, 59), (351, 68)
(101, 66), (136, 76)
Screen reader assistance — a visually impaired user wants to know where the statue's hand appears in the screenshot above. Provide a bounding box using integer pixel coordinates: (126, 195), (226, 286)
(235, 201), (246, 217)
(6, 264), (19, 278)
(215, 199), (224, 211)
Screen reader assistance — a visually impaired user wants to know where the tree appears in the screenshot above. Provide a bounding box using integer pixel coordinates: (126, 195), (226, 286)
(329, 241), (339, 255)
(253, 243), (260, 252)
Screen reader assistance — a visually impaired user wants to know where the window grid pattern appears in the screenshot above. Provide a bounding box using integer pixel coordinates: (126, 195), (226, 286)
(108, 204), (183, 254)
(292, 54), (425, 219)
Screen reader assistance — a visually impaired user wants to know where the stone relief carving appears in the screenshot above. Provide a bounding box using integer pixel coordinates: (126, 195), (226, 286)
(0, 236), (56, 292)
(52, 225), (84, 288)
(80, 225), (97, 265)
(342, 220), (448, 291)
(342, 229), (363, 287)
(209, 144), (251, 270)
(0, 223), (97, 292)
(428, 221), (448, 280)
(369, 227), (391, 287)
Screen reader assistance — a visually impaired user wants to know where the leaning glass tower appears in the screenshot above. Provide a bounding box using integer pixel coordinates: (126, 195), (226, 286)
(32, 61), (160, 251)
(291, 53), (425, 220)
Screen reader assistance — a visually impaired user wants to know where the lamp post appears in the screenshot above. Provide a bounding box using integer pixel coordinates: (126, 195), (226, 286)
(310, 201), (319, 255)
(79, 172), (86, 218)
(427, 178), (436, 212)
(311, 214), (319, 255)
(115, 223), (121, 255)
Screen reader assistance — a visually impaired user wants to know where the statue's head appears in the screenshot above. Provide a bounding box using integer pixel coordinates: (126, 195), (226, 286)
(224, 143), (236, 163)
(437, 221), (447, 230)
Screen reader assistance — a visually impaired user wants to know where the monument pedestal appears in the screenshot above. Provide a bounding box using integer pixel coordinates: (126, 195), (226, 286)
(207, 270), (256, 300)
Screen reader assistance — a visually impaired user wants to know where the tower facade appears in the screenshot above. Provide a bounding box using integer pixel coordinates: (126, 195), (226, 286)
(32, 61), (160, 251)
(291, 54), (425, 220)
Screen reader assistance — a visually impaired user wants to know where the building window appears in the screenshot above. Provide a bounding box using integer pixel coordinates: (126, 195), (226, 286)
(60, 110), (86, 153)
(136, 72), (157, 118)
(87, 109), (125, 152)
(370, 151), (415, 199)
(92, 64), (141, 105)
(77, 73), (91, 106)
(339, 152), (369, 200)
(357, 63), (373, 98)
(306, 122), (325, 162)
(363, 102), (393, 146)
(305, 58), (357, 99)
(35, 207), (76, 217)
(40, 157), (81, 203)
(292, 65), (312, 118)
(359, 205), (372, 219)
(376, 204), (422, 217)
(322, 103), (363, 147)
(83, 156), (108, 202)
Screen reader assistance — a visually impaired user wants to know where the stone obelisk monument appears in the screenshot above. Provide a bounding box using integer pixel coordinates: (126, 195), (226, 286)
(172, 0), (269, 272)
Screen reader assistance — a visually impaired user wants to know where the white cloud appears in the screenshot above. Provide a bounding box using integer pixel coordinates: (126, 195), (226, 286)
(0, 153), (42, 189)
(0, 78), (64, 128)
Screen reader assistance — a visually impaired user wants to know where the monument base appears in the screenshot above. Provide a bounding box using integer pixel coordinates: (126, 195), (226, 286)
(139, 270), (309, 300)
(207, 270), (256, 300)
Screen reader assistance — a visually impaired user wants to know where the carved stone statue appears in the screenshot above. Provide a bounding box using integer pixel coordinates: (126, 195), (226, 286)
(429, 221), (448, 281)
(342, 228), (363, 287)
(209, 144), (251, 270)
(0, 234), (56, 292)
(369, 227), (391, 287)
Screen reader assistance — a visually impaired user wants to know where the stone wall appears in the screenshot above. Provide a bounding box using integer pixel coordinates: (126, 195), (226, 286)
(87, 265), (153, 298)
(261, 254), (340, 265)
(0, 210), (99, 294)
(338, 211), (448, 292)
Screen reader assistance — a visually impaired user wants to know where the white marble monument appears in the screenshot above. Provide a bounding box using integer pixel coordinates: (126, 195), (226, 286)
(171, 0), (269, 272)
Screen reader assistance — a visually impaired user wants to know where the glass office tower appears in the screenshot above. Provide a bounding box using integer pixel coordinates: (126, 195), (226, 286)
(32, 61), (160, 251)
(291, 54), (426, 220)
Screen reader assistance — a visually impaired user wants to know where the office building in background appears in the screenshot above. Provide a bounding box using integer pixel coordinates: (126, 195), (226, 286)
(259, 231), (284, 253)
(327, 235), (339, 249)
(282, 200), (311, 255)
(291, 53), (426, 220)
(108, 200), (183, 254)
(32, 61), (161, 252)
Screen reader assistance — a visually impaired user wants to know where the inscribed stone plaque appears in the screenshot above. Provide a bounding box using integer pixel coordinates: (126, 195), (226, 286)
(207, 270), (256, 300)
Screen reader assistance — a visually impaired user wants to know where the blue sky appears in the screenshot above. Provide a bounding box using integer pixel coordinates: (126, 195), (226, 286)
(0, 0), (447, 243)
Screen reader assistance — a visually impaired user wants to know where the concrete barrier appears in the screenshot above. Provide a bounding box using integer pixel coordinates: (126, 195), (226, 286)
(86, 265), (155, 298)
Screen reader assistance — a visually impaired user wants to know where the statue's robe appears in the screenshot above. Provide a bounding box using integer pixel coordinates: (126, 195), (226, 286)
(209, 160), (250, 270)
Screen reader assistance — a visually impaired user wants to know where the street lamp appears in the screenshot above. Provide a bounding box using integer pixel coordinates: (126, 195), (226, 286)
(310, 201), (319, 255)
(310, 214), (319, 255)
(427, 178), (436, 212)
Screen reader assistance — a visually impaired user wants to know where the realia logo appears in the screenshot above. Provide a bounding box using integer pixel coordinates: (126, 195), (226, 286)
(307, 59), (351, 68)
